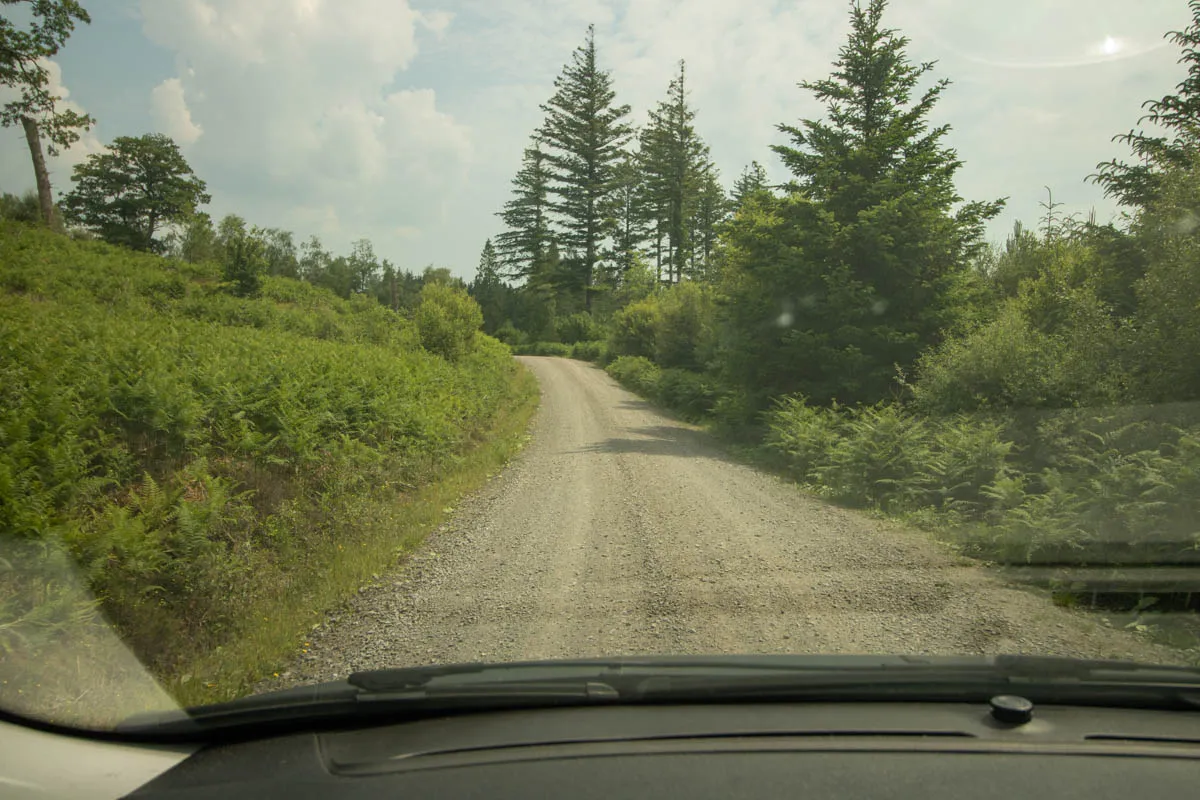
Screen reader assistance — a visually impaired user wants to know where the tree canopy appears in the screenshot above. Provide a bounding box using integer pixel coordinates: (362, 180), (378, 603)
(61, 133), (210, 252)
(638, 61), (711, 284)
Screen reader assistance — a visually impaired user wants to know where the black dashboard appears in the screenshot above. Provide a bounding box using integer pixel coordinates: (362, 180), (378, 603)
(126, 701), (1200, 798)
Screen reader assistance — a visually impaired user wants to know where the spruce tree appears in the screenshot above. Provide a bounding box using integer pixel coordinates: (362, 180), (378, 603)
(638, 60), (710, 284)
(495, 140), (553, 282)
(538, 25), (632, 309)
(722, 0), (1002, 408)
(470, 239), (508, 334)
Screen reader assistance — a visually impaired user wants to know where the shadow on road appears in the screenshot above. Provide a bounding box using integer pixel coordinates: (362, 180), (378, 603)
(572, 425), (736, 462)
(615, 398), (655, 412)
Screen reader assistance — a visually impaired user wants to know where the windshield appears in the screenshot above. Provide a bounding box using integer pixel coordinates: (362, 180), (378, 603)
(3, 0), (1200, 733)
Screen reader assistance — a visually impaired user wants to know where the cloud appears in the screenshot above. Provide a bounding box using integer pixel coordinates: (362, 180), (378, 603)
(418, 10), (455, 38)
(136, 0), (471, 258)
(151, 78), (203, 144)
(0, 59), (104, 196)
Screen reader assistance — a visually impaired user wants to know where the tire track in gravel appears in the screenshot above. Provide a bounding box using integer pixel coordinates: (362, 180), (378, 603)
(263, 357), (1185, 688)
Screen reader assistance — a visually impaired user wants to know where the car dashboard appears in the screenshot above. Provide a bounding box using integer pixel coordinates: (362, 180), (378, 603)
(103, 700), (1200, 798)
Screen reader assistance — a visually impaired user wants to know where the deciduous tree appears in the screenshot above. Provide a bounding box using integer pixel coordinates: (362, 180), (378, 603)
(61, 133), (210, 252)
(0, 0), (94, 226)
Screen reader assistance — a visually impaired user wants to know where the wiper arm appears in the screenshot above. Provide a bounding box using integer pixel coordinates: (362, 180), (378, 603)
(116, 675), (622, 738)
(116, 655), (1200, 740)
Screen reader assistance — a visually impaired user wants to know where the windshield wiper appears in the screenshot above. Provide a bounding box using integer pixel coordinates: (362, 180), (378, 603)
(115, 655), (1200, 740)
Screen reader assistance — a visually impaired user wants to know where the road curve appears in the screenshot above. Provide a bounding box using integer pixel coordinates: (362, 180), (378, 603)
(269, 356), (1180, 685)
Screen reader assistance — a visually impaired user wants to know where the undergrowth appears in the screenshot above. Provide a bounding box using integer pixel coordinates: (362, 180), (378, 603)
(762, 397), (1200, 567)
(0, 221), (536, 718)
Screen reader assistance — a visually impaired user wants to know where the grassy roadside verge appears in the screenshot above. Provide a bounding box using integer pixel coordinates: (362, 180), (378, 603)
(172, 365), (539, 705)
(0, 221), (546, 721)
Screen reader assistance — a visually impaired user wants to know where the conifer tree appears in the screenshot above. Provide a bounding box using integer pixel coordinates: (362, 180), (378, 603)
(538, 25), (632, 309)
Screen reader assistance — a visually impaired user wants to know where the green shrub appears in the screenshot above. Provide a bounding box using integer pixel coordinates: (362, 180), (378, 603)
(493, 321), (526, 346)
(570, 340), (608, 363)
(711, 389), (760, 434)
(654, 282), (717, 370)
(0, 190), (41, 224)
(764, 396), (843, 483)
(765, 386), (1200, 566)
(655, 369), (717, 420)
(415, 283), (484, 361)
(766, 398), (1013, 515)
(608, 298), (659, 359)
(221, 228), (268, 297)
(917, 416), (1013, 514)
(556, 311), (604, 344)
(606, 355), (661, 396)
(513, 341), (572, 357)
(812, 405), (934, 511)
(914, 260), (1125, 414)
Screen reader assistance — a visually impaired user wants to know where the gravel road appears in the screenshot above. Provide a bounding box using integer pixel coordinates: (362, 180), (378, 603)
(265, 356), (1182, 687)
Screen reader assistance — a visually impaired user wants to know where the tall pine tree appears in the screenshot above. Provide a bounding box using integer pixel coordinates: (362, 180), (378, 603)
(538, 25), (632, 310)
(495, 140), (554, 282)
(639, 60), (710, 284)
(721, 0), (1002, 408)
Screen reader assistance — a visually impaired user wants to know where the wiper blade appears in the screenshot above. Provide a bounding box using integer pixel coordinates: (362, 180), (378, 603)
(116, 655), (1200, 740)
(117, 674), (622, 738)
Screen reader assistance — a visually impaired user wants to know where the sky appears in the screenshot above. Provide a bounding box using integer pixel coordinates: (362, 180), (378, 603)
(0, 0), (1193, 278)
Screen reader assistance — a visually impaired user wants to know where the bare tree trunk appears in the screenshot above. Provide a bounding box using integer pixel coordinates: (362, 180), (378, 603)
(21, 117), (55, 228)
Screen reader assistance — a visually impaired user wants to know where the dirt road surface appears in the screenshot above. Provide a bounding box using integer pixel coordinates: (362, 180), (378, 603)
(268, 356), (1181, 686)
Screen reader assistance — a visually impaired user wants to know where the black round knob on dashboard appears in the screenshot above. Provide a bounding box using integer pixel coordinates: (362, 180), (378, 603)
(990, 695), (1034, 725)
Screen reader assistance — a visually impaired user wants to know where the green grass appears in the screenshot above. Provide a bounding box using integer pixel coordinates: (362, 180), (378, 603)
(0, 221), (539, 716)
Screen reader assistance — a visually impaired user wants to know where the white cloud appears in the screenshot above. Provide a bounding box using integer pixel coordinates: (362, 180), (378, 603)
(151, 78), (203, 144)
(137, 0), (471, 257)
(418, 9), (455, 38)
(0, 59), (104, 197)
